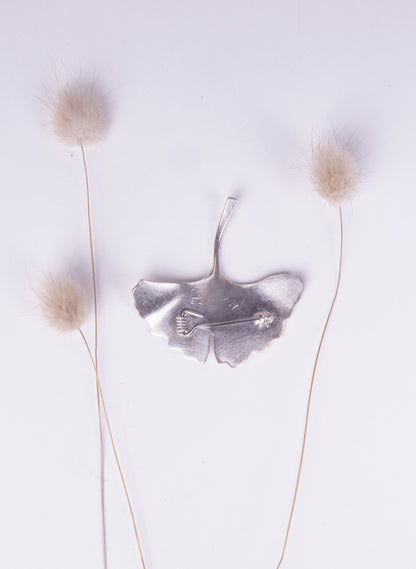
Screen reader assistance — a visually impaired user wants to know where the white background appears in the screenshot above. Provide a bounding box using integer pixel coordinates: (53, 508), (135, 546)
(0, 1), (415, 568)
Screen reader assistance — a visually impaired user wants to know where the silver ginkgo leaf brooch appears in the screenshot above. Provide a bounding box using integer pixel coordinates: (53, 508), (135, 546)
(133, 197), (303, 366)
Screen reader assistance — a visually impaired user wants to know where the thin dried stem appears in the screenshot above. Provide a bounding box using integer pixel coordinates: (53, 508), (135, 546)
(80, 144), (107, 569)
(275, 207), (344, 569)
(79, 329), (147, 569)
(80, 144), (98, 374)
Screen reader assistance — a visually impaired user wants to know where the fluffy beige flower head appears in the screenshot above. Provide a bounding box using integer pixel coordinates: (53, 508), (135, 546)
(48, 78), (109, 146)
(36, 274), (88, 332)
(310, 138), (359, 206)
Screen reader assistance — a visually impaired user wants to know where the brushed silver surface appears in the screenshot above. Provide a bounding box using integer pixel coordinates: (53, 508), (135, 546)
(133, 198), (303, 366)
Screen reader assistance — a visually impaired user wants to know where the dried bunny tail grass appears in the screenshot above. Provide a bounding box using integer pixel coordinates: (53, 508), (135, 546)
(45, 75), (110, 146)
(310, 137), (359, 206)
(276, 132), (360, 569)
(36, 273), (88, 332)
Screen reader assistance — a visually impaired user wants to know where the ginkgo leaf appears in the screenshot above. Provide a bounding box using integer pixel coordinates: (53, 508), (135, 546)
(133, 198), (303, 367)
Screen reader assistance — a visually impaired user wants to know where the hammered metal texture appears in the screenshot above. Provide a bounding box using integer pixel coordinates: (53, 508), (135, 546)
(133, 198), (303, 366)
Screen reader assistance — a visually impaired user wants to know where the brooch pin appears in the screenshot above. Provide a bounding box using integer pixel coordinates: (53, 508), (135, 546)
(133, 198), (303, 366)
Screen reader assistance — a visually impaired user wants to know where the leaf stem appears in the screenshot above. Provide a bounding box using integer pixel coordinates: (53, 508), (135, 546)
(212, 197), (237, 276)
